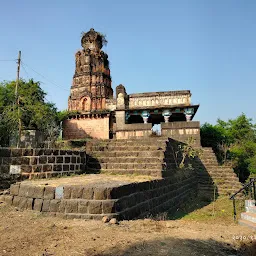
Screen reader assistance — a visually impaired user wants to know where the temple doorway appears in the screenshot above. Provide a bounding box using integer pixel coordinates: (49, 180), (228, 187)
(148, 114), (164, 136)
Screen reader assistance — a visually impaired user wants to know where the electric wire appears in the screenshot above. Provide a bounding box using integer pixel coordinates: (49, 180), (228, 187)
(21, 61), (69, 92)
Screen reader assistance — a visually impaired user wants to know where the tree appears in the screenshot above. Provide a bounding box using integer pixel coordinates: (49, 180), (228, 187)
(0, 79), (60, 147)
(201, 114), (256, 182)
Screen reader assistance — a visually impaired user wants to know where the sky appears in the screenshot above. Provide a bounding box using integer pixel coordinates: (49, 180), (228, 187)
(0, 0), (255, 125)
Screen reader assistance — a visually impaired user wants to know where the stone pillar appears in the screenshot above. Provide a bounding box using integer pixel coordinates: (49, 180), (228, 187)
(184, 108), (194, 122)
(185, 114), (192, 122)
(162, 109), (171, 123)
(141, 110), (150, 124)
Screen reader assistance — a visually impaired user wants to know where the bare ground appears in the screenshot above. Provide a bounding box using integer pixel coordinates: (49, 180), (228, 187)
(0, 199), (256, 256)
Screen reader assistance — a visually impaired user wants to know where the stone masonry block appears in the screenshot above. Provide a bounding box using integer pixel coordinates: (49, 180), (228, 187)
(71, 186), (84, 199)
(30, 157), (38, 165)
(21, 165), (32, 173)
(94, 187), (107, 200)
(11, 148), (22, 157)
(88, 201), (102, 214)
(12, 196), (21, 207)
(59, 200), (67, 213)
(44, 186), (55, 200)
(82, 187), (94, 199)
(49, 199), (61, 212)
(63, 165), (69, 172)
(10, 184), (20, 196)
(44, 149), (53, 155)
(65, 200), (78, 213)
(11, 157), (22, 165)
(4, 195), (13, 205)
(43, 165), (52, 172)
(102, 200), (116, 214)
(78, 200), (89, 214)
(48, 156), (55, 163)
(65, 157), (70, 163)
(63, 186), (72, 199)
(56, 157), (63, 163)
(33, 199), (43, 211)
(53, 165), (62, 172)
(0, 148), (11, 157)
(42, 199), (50, 212)
(18, 197), (28, 210)
(2, 157), (11, 165)
(26, 198), (33, 210)
(21, 157), (30, 165)
(33, 186), (45, 199)
(22, 149), (33, 156)
(26, 186), (35, 198)
(39, 156), (47, 164)
(19, 185), (31, 197)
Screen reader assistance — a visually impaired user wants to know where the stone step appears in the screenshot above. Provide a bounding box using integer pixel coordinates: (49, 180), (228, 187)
(198, 180), (241, 186)
(198, 185), (240, 195)
(88, 157), (164, 164)
(198, 175), (240, 182)
(87, 156), (177, 164)
(245, 206), (256, 214)
(245, 200), (256, 208)
(88, 145), (166, 151)
(88, 151), (165, 158)
(85, 168), (162, 177)
(241, 212), (256, 224)
(238, 219), (256, 231)
(87, 140), (168, 146)
(87, 162), (165, 170)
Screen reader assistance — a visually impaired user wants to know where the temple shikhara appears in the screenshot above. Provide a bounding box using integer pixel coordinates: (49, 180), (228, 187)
(63, 28), (200, 143)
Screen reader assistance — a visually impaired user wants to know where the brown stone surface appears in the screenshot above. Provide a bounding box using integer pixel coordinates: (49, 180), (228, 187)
(33, 199), (43, 211)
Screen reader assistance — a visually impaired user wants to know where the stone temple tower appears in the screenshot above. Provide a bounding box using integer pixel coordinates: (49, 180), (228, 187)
(68, 28), (113, 112)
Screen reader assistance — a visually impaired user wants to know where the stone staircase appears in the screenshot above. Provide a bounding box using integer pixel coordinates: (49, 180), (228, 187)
(239, 200), (256, 230)
(85, 138), (242, 197)
(85, 138), (170, 178)
(197, 147), (242, 198)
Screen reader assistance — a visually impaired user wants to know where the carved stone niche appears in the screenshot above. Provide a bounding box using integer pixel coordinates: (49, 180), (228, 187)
(80, 96), (91, 112)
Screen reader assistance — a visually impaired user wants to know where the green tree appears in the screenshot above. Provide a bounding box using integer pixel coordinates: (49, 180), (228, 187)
(0, 79), (60, 147)
(201, 114), (256, 182)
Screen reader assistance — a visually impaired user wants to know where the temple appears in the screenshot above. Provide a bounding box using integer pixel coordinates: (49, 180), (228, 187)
(63, 28), (200, 144)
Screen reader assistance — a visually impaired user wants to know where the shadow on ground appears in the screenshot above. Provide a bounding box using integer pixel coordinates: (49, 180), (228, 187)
(83, 237), (256, 256)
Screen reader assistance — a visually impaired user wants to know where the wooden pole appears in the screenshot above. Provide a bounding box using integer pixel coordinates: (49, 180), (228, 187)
(15, 51), (21, 148)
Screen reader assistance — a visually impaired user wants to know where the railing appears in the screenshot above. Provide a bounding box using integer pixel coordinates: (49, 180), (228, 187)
(230, 178), (256, 221)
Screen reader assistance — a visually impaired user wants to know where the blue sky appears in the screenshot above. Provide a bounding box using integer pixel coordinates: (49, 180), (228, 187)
(0, 0), (255, 124)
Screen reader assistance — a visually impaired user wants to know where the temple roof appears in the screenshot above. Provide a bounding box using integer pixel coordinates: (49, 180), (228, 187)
(129, 90), (191, 98)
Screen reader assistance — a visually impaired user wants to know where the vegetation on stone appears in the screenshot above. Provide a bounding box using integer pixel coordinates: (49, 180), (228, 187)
(201, 113), (256, 181)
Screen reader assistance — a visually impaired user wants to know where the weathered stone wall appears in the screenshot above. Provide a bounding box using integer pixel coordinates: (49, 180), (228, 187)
(161, 121), (201, 146)
(0, 148), (86, 189)
(128, 91), (191, 110)
(5, 175), (197, 220)
(63, 116), (110, 140)
(116, 123), (152, 140)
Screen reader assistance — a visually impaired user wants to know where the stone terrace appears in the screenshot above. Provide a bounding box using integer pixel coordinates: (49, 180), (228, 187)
(5, 174), (197, 220)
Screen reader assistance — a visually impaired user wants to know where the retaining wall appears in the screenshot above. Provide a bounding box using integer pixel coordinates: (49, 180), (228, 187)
(4, 175), (197, 220)
(0, 148), (86, 189)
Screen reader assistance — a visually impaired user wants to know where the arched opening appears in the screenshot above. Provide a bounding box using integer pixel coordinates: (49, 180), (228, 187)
(81, 97), (91, 112)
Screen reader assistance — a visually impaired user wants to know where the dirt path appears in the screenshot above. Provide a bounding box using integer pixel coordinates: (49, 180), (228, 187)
(0, 202), (255, 256)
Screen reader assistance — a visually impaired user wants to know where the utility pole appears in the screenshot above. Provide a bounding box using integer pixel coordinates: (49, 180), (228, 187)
(15, 51), (21, 148)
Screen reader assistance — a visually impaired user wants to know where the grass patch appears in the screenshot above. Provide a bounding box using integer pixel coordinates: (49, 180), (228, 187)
(170, 197), (245, 223)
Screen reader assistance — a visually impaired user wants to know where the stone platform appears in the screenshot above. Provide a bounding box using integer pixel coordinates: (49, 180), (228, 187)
(3, 174), (197, 220)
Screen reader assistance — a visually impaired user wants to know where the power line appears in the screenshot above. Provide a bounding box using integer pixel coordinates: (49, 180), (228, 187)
(21, 61), (69, 92)
(20, 62), (30, 79)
